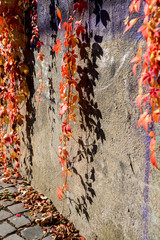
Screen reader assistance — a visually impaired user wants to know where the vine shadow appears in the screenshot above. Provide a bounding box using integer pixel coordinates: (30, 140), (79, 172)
(22, 0), (58, 180)
(22, 6), (37, 181)
(67, 0), (109, 221)
(48, 0), (59, 129)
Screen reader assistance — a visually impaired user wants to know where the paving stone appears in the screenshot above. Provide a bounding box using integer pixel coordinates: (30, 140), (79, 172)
(16, 179), (24, 184)
(0, 222), (16, 238)
(4, 234), (24, 240)
(23, 211), (33, 221)
(0, 209), (12, 221)
(0, 200), (14, 207)
(0, 181), (14, 188)
(8, 203), (27, 214)
(5, 187), (17, 194)
(8, 215), (30, 228)
(21, 225), (44, 239)
(23, 211), (42, 221)
(43, 236), (53, 240)
(0, 188), (15, 195)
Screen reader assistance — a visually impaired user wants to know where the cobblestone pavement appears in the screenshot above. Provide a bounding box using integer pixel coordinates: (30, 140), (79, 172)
(0, 170), (54, 240)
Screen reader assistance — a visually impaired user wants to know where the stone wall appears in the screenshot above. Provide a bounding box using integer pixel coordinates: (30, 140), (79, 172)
(20, 1), (160, 239)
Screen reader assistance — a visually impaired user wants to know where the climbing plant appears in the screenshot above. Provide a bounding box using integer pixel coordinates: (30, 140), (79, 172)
(124, 0), (160, 169)
(53, 0), (88, 199)
(0, 0), (87, 199)
(0, 0), (45, 182)
(0, 0), (30, 181)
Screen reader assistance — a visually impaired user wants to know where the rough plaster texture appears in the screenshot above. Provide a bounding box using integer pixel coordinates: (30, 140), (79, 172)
(20, 0), (160, 239)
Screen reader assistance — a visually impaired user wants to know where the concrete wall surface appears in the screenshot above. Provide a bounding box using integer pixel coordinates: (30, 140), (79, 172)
(20, 0), (160, 239)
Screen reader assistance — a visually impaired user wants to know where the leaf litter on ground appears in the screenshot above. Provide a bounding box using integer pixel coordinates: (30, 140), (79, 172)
(0, 166), (85, 240)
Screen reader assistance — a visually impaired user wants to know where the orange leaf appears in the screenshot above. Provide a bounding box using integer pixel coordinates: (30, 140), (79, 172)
(136, 94), (142, 112)
(149, 131), (155, 137)
(138, 25), (148, 39)
(57, 8), (62, 21)
(150, 137), (156, 151)
(64, 184), (69, 191)
(123, 18), (140, 34)
(137, 110), (148, 128)
(57, 186), (64, 200)
(142, 114), (152, 132)
(133, 63), (138, 77)
(53, 39), (61, 56)
(150, 151), (159, 170)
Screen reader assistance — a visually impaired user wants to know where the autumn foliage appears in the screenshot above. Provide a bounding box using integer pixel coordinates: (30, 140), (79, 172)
(0, 0), (30, 180)
(124, 0), (160, 169)
(53, 1), (88, 199)
(2, 0), (159, 202)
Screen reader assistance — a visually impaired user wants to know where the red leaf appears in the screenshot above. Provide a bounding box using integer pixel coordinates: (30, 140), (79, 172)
(36, 40), (44, 50)
(15, 162), (19, 168)
(73, 1), (88, 16)
(37, 53), (45, 61)
(60, 103), (68, 117)
(76, 25), (85, 37)
(16, 214), (21, 217)
(65, 124), (71, 133)
(0, 17), (4, 25)
(37, 70), (41, 78)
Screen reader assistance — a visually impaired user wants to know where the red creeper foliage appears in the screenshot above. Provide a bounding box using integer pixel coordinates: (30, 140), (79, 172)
(124, 0), (160, 169)
(0, 0), (30, 181)
(0, 0), (45, 181)
(53, 0), (87, 199)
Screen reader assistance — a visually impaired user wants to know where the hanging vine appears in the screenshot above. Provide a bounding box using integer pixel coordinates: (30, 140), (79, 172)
(124, 0), (160, 169)
(0, 0), (30, 181)
(0, 0), (45, 182)
(53, 0), (88, 199)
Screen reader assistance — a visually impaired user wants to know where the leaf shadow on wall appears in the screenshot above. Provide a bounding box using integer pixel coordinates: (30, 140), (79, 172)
(50, 0), (58, 38)
(67, 0), (109, 221)
(22, 6), (37, 181)
(22, 0), (58, 181)
(48, 0), (58, 130)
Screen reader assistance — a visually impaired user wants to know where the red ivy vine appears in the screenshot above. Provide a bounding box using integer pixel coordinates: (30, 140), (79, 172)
(53, 0), (88, 199)
(124, 0), (160, 169)
(2, 0), (159, 201)
(0, 0), (88, 200)
(0, 0), (30, 181)
(0, 0), (45, 182)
